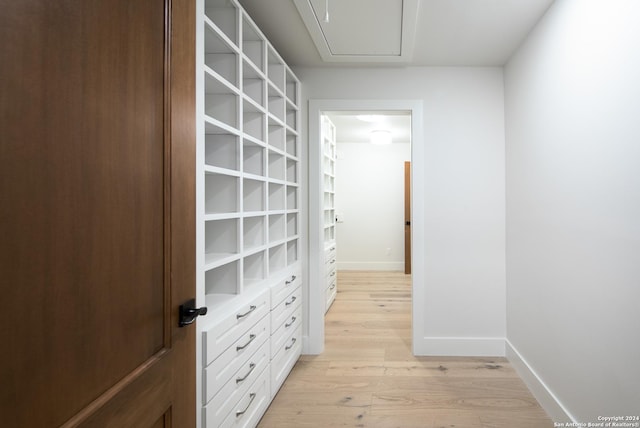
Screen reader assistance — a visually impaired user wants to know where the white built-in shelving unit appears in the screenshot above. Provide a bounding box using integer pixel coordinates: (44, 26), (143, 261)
(322, 116), (337, 312)
(196, 1), (302, 426)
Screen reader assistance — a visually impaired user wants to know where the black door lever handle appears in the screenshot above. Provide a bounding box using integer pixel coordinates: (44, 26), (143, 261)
(179, 299), (208, 327)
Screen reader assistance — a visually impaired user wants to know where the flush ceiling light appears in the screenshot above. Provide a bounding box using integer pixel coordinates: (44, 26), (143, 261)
(370, 129), (392, 145)
(356, 114), (382, 122)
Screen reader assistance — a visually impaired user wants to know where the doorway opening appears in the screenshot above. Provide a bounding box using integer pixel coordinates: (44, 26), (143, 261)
(306, 99), (425, 356)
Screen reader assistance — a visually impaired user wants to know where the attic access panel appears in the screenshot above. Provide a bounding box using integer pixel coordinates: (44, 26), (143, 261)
(294, 0), (419, 63)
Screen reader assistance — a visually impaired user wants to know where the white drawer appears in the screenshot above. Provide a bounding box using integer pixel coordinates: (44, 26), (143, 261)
(325, 278), (337, 313)
(270, 304), (302, 359)
(218, 366), (271, 428)
(325, 263), (337, 281)
(203, 340), (270, 427)
(202, 288), (270, 366)
(203, 313), (270, 405)
(325, 244), (336, 260)
(270, 285), (301, 334)
(270, 324), (302, 398)
(270, 269), (301, 307)
(324, 248), (337, 269)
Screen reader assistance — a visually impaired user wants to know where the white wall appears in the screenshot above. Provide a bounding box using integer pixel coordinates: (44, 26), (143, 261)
(335, 142), (410, 271)
(298, 66), (506, 356)
(504, 0), (640, 422)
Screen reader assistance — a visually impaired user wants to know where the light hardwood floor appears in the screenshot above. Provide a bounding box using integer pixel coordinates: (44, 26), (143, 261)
(258, 271), (553, 428)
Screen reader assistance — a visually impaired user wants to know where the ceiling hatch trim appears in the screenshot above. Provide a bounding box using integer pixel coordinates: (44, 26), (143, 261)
(293, 0), (420, 63)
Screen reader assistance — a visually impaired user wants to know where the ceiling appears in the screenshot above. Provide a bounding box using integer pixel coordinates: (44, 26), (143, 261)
(326, 112), (412, 144)
(238, 0), (555, 67)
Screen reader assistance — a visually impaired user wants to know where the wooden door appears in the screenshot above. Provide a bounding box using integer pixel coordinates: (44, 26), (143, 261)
(404, 161), (412, 274)
(0, 0), (196, 426)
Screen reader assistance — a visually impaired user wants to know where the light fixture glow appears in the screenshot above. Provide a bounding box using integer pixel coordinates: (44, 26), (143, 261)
(370, 130), (392, 145)
(356, 115), (382, 123)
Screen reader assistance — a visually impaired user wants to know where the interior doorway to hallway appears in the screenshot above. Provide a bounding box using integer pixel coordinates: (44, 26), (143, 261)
(306, 99), (425, 357)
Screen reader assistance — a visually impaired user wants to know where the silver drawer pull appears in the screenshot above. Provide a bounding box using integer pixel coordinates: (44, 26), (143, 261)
(329, 283), (336, 290)
(285, 316), (297, 328)
(285, 296), (297, 306)
(285, 275), (297, 285)
(330, 271), (336, 277)
(285, 337), (297, 351)
(330, 259), (335, 264)
(236, 393), (256, 417)
(236, 305), (256, 319)
(236, 334), (256, 351)
(236, 363), (256, 384)
(330, 246), (336, 251)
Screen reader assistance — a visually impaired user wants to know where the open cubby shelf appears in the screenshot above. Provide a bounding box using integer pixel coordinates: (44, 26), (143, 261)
(197, 1), (301, 425)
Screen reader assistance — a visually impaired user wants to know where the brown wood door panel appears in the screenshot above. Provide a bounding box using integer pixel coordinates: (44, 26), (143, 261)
(0, 0), (195, 426)
(404, 161), (411, 275)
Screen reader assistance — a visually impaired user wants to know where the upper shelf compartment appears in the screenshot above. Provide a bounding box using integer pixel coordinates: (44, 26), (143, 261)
(267, 47), (285, 95)
(242, 12), (265, 73)
(204, 0), (239, 47)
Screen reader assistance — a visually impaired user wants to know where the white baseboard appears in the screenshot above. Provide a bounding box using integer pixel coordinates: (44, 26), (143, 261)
(506, 340), (576, 423)
(337, 262), (404, 271)
(413, 336), (506, 356)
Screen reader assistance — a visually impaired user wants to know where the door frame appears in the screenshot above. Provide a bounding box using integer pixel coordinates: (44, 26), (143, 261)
(305, 99), (425, 355)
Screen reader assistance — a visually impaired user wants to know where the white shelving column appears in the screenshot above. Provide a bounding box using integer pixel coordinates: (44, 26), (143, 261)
(322, 116), (337, 312)
(196, 1), (302, 427)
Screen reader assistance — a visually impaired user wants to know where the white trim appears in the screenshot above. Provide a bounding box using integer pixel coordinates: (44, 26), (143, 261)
(506, 340), (577, 423)
(305, 99), (424, 356)
(337, 262), (404, 271)
(414, 337), (506, 357)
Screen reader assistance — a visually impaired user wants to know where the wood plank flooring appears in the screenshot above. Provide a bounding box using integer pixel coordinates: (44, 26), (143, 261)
(258, 271), (553, 428)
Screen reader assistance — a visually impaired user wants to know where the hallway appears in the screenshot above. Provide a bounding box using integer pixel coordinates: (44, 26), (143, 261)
(258, 271), (552, 427)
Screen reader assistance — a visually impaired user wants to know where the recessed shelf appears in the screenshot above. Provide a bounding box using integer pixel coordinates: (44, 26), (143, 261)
(268, 120), (285, 151)
(205, 133), (239, 171)
(286, 159), (297, 184)
(243, 251), (266, 286)
(268, 85), (285, 123)
(269, 214), (286, 243)
(286, 132), (297, 158)
(324, 209), (335, 227)
(205, 92), (238, 130)
(323, 192), (334, 210)
(243, 59), (265, 107)
(286, 185), (298, 211)
(286, 213), (297, 237)
(205, 116), (240, 136)
(268, 151), (285, 181)
(205, 217), (238, 257)
(243, 178), (265, 213)
(268, 243), (286, 274)
(267, 48), (285, 93)
(242, 14), (264, 72)
(204, 0), (238, 46)
(287, 240), (298, 265)
(243, 216), (265, 251)
(285, 105), (297, 130)
(285, 69), (298, 105)
(243, 141), (264, 176)
(243, 99), (265, 142)
(205, 260), (239, 295)
(268, 183), (285, 211)
(205, 173), (238, 214)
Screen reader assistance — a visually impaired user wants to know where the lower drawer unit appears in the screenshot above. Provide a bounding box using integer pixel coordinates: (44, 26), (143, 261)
(203, 340), (270, 427)
(203, 313), (270, 405)
(325, 278), (337, 312)
(271, 304), (302, 359)
(219, 365), (271, 428)
(202, 289), (270, 367)
(270, 324), (302, 397)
